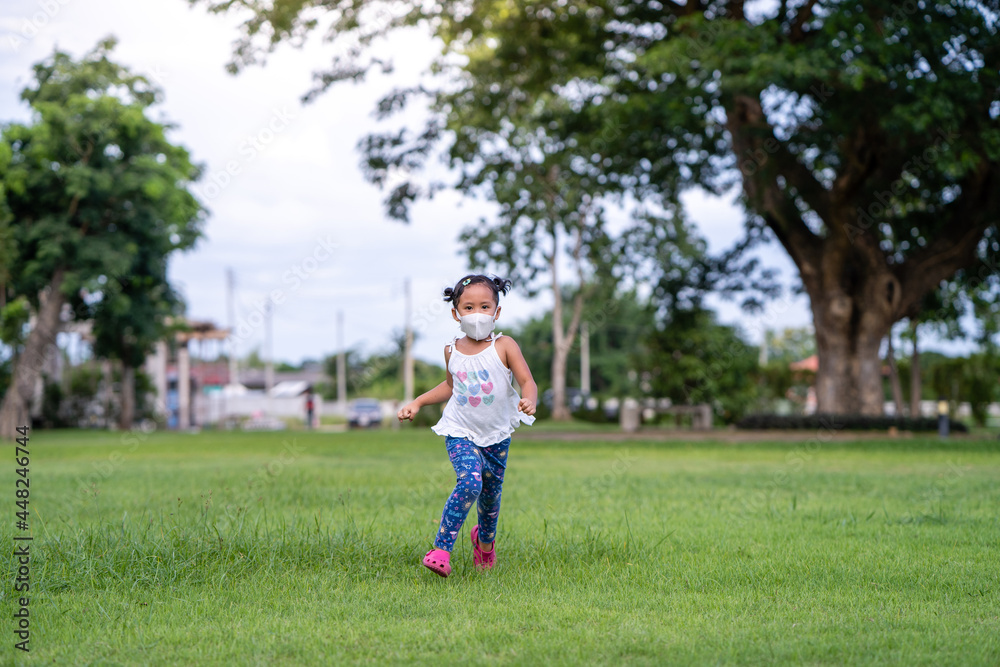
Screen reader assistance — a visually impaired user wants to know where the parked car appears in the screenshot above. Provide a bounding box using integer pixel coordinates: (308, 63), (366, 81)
(348, 398), (383, 428)
(541, 387), (586, 411)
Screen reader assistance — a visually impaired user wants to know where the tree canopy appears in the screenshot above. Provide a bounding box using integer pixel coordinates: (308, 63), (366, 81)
(193, 0), (1000, 415)
(0, 38), (205, 435)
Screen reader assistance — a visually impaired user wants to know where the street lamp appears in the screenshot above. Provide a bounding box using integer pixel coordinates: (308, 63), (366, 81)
(937, 398), (949, 439)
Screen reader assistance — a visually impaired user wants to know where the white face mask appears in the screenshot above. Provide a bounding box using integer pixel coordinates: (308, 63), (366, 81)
(458, 306), (498, 340)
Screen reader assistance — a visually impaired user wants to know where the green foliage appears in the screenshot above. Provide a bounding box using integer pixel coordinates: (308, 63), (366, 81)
(0, 295), (31, 352)
(39, 374), (66, 429)
(196, 0), (1000, 413)
(409, 401), (443, 428)
(61, 363), (103, 426)
(764, 327), (816, 364)
(511, 287), (653, 398)
(215, 0), (1000, 313)
(0, 358), (8, 398)
(753, 360), (814, 412)
(133, 368), (158, 423)
(963, 355), (1000, 427)
(642, 307), (759, 423)
(927, 352), (1000, 427)
(243, 347), (265, 369)
(321, 346), (445, 402)
(0, 38), (205, 375)
(2, 38), (204, 303)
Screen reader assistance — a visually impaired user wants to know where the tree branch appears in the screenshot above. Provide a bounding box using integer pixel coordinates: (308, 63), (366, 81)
(725, 94), (823, 284)
(726, 0), (746, 21)
(832, 125), (881, 202)
(790, 0), (819, 42)
(895, 165), (999, 317)
(771, 144), (832, 224)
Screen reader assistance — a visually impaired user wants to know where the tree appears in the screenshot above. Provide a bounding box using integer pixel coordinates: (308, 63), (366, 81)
(192, 0), (999, 415)
(643, 306), (759, 423)
(87, 251), (184, 429)
(0, 38), (204, 437)
(763, 327), (816, 365)
(465, 217), (605, 420)
(192, 0), (777, 425)
(512, 286), (655, 401)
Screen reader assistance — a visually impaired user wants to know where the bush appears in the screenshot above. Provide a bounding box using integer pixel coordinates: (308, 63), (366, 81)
(532, 398), (551, 421)
(62, 364), (103, 426)
(40, 375), (67, 428)
(736, 413), (968, 433)
(571, 406), (611, 424)
(411, 402), (444, 428)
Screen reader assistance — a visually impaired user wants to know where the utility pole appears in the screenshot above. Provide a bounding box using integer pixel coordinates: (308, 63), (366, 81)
(404, 278), (414, 403)
(337, 310), (347, 415)
(580, 321), (590, 396)
(226, 267), (238, 386)
(264, 300), (274, 416)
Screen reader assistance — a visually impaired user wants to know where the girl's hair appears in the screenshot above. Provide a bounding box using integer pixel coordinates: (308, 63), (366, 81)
(443, 274), (512, 306)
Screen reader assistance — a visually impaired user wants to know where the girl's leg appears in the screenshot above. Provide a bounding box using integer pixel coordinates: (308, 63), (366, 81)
(433, 436), (484, 552)
(476, 437), (511, 545)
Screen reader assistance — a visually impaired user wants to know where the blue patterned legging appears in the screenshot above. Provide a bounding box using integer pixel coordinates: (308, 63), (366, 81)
(433, 436), (510, 552)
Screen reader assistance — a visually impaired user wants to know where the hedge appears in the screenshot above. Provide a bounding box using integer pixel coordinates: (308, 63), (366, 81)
(736, 413), (968, 433)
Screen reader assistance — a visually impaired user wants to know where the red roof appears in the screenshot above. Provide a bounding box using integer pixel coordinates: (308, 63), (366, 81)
(789, 355), (819, 372)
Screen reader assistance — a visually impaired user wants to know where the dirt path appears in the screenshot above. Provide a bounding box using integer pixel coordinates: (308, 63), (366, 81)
(517, 428), (945, 442)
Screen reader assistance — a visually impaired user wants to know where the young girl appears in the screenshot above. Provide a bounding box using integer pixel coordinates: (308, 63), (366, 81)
(397, 274), (537, 577)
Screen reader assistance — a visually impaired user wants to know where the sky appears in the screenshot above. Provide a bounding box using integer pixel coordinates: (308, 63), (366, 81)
(6, 0), (972, 368)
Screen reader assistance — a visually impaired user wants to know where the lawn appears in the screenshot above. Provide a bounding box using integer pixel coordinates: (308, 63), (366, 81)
(2, 426), (999, 665)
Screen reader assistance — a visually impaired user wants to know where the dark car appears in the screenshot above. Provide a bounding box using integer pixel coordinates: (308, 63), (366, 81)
(541, 387), (586, 411)
(347, 398), (383, 428)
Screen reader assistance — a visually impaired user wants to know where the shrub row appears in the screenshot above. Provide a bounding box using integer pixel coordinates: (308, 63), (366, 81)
(736, 413), (968, 433)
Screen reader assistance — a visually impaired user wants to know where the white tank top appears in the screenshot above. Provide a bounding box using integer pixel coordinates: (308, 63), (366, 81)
(431, 333), (535, 446)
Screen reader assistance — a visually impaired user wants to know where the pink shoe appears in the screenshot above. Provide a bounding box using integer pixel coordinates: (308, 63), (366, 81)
(422, 549), (451, 577)
(470, 525), (496, 570)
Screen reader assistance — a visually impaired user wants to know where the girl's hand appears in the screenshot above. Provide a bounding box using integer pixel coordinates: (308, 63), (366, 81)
(518, 397), (536, 416)
(397, 402), (420, 421)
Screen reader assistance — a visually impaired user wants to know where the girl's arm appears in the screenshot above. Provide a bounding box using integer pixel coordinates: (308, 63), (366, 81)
(498, 337), (538, 416)
(397, 381), (451, 421)
(397, 346), (454, 421)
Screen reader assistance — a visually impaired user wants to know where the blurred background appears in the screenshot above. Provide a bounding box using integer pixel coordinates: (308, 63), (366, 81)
(1, 0), (997, 435)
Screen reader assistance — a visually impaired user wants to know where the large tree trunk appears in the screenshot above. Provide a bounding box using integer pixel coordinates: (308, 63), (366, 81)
(119, 362), (135, 430)
(0, 268), (65, 439)
(727, 93), (997, 418)
(726, 95), (994, 417)
(808, 252), (896, 416)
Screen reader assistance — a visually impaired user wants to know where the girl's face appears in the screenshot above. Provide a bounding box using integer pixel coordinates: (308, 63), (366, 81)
(451, 283), (500, 323)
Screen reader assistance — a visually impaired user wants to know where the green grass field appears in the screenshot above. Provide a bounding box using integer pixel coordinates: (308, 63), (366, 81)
(2, 427), (999, 665)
